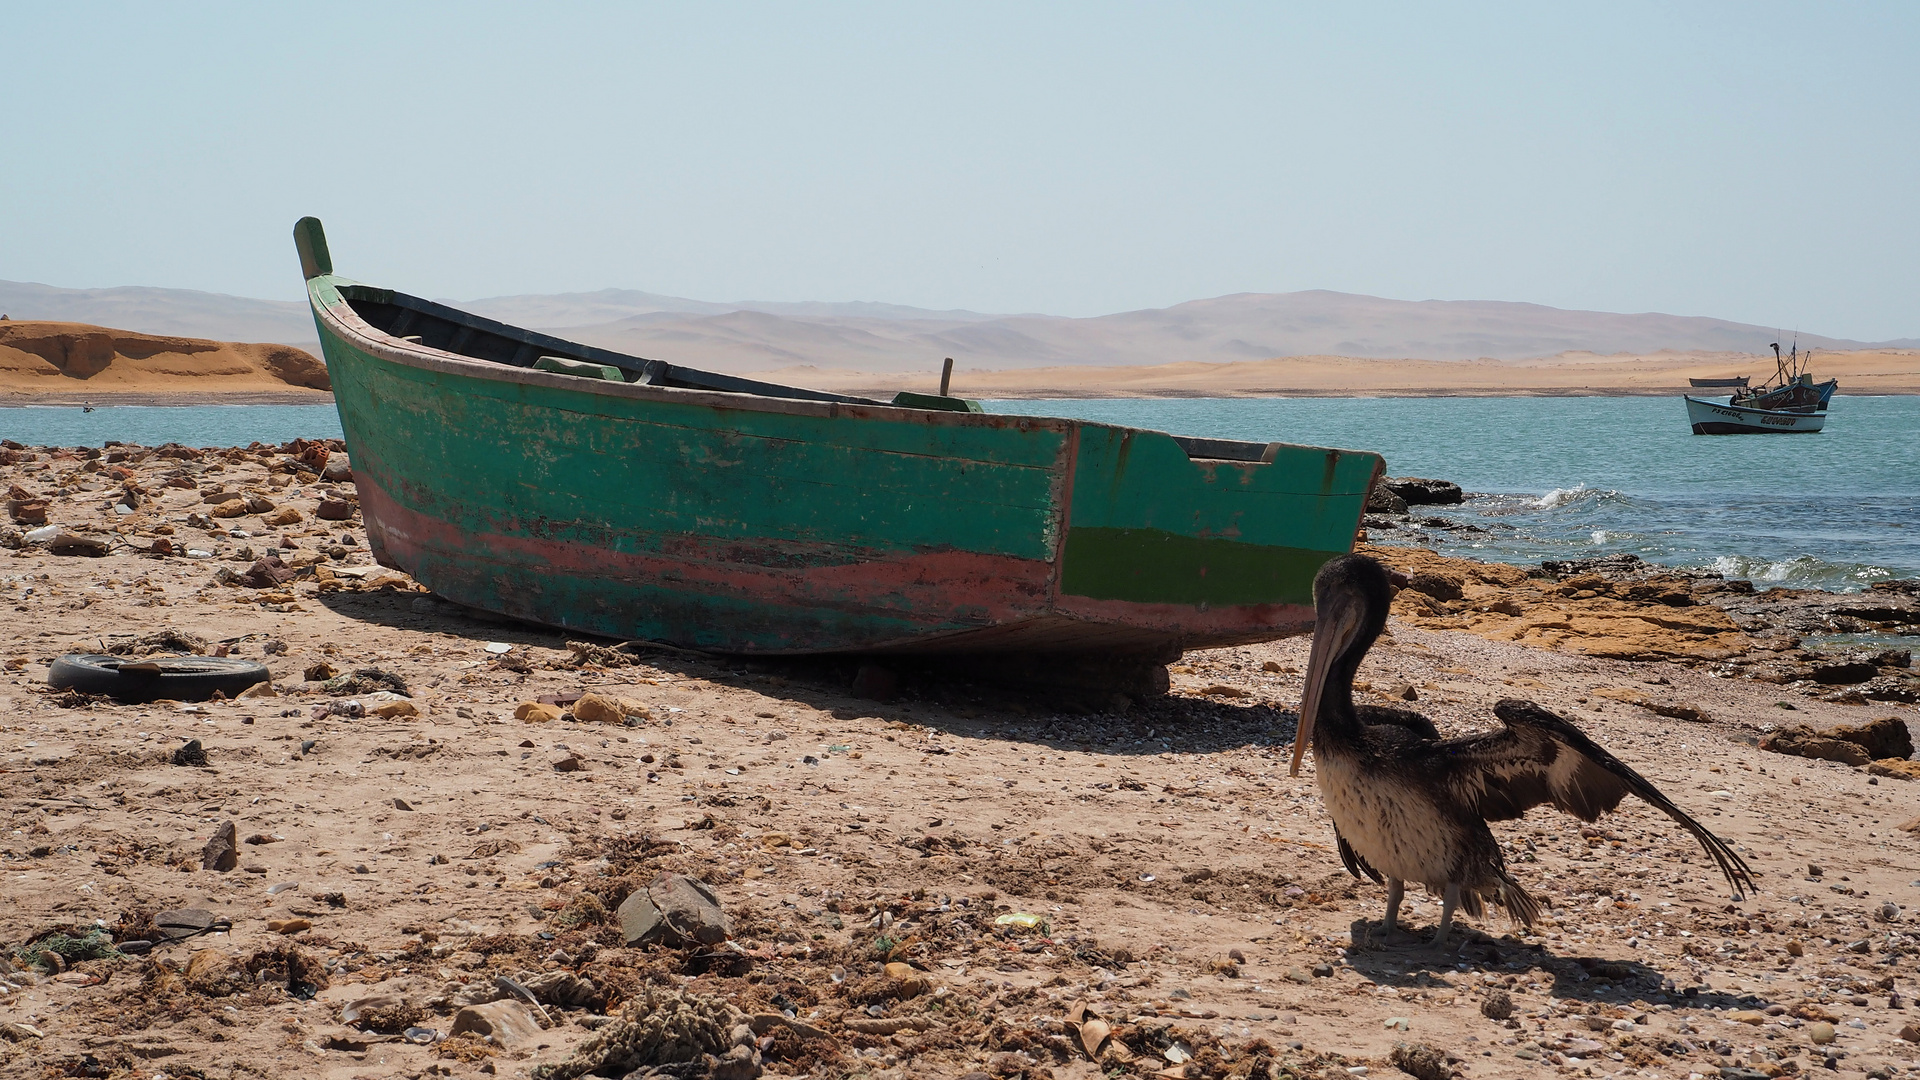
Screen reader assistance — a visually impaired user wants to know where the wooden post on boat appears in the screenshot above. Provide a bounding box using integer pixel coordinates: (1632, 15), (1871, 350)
(939, 357), (954, 397)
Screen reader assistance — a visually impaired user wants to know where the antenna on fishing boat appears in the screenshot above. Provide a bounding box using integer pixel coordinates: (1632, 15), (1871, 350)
(939, 357), (954, 397)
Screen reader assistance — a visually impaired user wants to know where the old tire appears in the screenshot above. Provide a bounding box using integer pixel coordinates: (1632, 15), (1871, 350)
(47, 654), (270, 704)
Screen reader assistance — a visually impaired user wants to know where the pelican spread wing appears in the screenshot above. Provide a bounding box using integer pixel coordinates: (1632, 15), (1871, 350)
(1435, 698), (1755, 897)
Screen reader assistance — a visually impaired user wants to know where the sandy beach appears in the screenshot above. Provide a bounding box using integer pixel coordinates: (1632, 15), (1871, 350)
(3, 320), (1916, 406)
(766, 350), (1920, 401)
(2, 440), (1919, 1079)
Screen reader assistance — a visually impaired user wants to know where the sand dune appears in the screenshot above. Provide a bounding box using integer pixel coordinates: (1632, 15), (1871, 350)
(768, 347), (1920, 399)
(543, 290), (1920, 375)
(0, 320), (331, 402)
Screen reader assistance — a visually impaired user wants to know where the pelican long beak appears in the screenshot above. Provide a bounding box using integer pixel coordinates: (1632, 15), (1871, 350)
(1290, 588), (1367, 777)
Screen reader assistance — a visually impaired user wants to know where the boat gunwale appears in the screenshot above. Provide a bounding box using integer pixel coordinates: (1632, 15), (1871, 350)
(306, 275), (1382, 465)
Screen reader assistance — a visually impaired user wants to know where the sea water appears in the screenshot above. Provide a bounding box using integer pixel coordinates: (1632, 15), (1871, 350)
(2, 396), (1913, 591)
(990, 395), (1919, 592)
(0, 404), (344, 450)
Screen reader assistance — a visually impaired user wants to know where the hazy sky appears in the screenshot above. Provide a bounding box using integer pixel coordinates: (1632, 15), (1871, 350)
(3, 3), (1914, 338)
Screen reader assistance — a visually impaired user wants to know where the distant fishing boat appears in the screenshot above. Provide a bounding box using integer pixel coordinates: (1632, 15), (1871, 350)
(292, 217), (1382, 664)
(1685, 341), (1836, 435)
(1687, 376), (1749, 388)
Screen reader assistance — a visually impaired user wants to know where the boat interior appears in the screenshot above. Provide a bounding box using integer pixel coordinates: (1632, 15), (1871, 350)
(334, 284), (1281, 463)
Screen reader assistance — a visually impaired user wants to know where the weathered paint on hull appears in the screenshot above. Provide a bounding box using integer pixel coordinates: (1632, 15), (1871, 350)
(1684, 395), (1828, 435)
(303, 260), (1379, 657)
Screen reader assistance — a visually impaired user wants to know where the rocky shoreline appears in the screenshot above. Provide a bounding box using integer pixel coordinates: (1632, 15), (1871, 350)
(3, 444), (1920, 1080)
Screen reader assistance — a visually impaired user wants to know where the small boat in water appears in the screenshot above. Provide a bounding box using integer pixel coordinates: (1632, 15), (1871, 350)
(1683, 396), (1827, 434)
(292, 218), (1382, 662)
(1687, 376), (1749, 388)
(1685, 341), (1836, 435)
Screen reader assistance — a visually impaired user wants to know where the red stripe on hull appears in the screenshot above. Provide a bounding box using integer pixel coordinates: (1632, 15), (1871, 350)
(357, 475), (1315, 654)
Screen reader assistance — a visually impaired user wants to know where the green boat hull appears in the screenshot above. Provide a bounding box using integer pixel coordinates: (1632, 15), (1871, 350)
(297, 218), (1381, 658)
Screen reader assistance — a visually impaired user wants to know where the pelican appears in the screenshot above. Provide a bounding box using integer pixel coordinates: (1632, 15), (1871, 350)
(1290, 553), (1754, 945)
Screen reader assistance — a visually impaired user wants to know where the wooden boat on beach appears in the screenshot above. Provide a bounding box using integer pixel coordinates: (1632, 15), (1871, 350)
(293, 217), (1382, 661)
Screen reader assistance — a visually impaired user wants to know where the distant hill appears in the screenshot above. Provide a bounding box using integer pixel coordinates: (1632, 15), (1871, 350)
(4, 279), (1914, 374)
(0, 281), (316, 350)
(455, 289), (1006, 327)
(539, 291), (1920, 375)
(0, 320), (330, 399)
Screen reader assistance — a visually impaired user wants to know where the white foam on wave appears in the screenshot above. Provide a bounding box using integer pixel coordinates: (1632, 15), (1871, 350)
(1709, 553), (1895, 589)
(1532, 483), (1627, 511)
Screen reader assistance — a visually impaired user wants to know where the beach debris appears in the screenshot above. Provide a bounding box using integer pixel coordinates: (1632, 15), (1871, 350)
(182, 948), (251, 996)
(572, 691), (649, 724)
(0, 1022), (44, 1042)
(1389, 1041), (1451, 1080)
(530, 985), (757, 1080)
(1808, 1021), (1837, 1045)
(552, 752), (586, 772)
(238, 555), (296, 588)
(171, 738), (209, 766)
(516, 701), (562, 723)
(47, 653), (270, 702)
(451, 999), (547, 1046)
(1479, 988), (1514, 1020)
(47, 530), (110, 556)
(106, 629), (211, 655)
(150, 908), (229, 945)
(16, 928), (119, 972)
(202, 820), (240, 872)
(517, 970), (603, 1010)
(1069, 1004), (1111, 1059)
(342, 994), (428, 1034)
(565, 639), (642, 667)
(993, 912), (1045, 931)
(315, 498), (355, 520)
(322, 667), (411, 696)
(617, 872), (733, 947)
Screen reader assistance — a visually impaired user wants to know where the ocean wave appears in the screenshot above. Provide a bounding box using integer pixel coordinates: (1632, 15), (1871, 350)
(1707, 554), (1897, 591)
(1533, 483), (1625, 510)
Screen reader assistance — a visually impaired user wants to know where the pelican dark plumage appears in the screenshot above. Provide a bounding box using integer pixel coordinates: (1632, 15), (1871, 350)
(1290, 553), (1755, 945)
